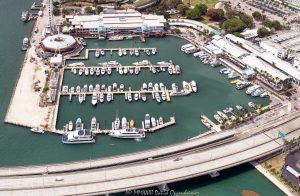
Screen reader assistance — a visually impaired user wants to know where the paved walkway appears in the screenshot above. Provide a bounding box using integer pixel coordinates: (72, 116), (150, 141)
(250, 161), (295, 196)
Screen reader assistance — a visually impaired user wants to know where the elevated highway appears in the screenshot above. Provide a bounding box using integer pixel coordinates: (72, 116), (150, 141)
(1, 112), (300, 195)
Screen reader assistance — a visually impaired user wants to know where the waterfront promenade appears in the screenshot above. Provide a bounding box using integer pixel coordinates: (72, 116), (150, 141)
(0, 111), (299, 195)
(4, 0), (55, 130)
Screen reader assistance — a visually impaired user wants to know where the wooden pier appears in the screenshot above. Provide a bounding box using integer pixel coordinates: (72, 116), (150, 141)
(142, 117), (176, 132)
(67, 47), (157, 60)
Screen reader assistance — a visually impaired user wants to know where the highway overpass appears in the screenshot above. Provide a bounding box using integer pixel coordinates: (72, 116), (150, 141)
(1, 112), (300, 195)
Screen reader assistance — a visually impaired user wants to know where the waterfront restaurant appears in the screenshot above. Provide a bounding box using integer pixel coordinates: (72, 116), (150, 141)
(64, 9), (166, 37)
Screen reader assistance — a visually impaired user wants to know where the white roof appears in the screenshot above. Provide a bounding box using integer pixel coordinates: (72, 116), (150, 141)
(226, 34), (300, 81)
(211, 38), (248, 59)
(42, 34), (76, 50)
(241, 55), (289, 81)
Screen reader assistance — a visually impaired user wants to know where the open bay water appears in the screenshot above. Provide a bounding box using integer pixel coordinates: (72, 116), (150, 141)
(0, 0), (284, 195)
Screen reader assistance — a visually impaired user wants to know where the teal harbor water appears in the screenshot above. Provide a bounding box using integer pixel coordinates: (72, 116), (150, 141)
(0, 0), (284, 195)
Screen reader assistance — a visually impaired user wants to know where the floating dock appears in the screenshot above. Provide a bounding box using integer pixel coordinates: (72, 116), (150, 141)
(142, 117), (176, 132)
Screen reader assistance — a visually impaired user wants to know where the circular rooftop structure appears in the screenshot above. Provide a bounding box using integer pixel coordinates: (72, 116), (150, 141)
(42, 34), (77, 52)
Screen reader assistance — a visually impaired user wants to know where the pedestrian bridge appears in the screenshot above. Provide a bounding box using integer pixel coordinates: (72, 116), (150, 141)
(0, 113), (299, 195)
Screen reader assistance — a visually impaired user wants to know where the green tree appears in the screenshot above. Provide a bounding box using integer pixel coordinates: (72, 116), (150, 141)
(272, 20), (283, 30)
(257, 27), (271, 37)
(53, 1), (59, 7)
(195, 4), (208, 15)
(252, 11), (262, 20)
(222, 18), (246, 33)
(96, 5), (103, 14)
(177, 3), (189, 14)
(186, 8), (200, 19)
(53, 8), (60, 16)
(239, 13), (254, 28)
(84, 6), (94, 15)
(206, 8), (224, 21)
(262, 19), (273, 28)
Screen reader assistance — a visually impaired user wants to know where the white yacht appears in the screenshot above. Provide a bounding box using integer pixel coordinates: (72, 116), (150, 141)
(122, 49), (127, 56)
(83, 84), (88, 92)
(113, 83), (118, 91)
(135, 49), (139, 56)
(89, 84), (94, 92)
(124, 67), (128, 74)
(101, 67), (106, 75)
(109, 128), (145, 139)
(107, 67), (112, 75)
(155, 93), (161, 103)
(90, 67), (95, 76)
(141, 93), (146, 102)
(251, 88), (264, 97)
(119, 67), (123, 75)
(76, 85), (81, 93)
(68, 121), (73, 131)
(128, 93), (132, 102)
(159, 117), (163, 125)
(91, 92), (98, 106)
(168, 67), (173, 75)
(95, 49), (100, 58)
(246, 85), (260, 95)
(121, 117), (127, 129)
(191, 80), (197, 92)
(101, 84), (106, 91)
(96, 68), (100, 76)
(95, 84), (100, 92)
(124, 92), (128, 100)
(91, 117), (97, 131)
(118, 48), (123, 57)
(75, 118), (82, 131)
(161, 91), (166, 101)
(151, 67), (156, 74)
(30, 127), (44, 134)
(151, 117), (156, 127)
(99, 93), (104, 103)
(78, 94), (84, 104)
(134, 93), (139, 101)
(129, 68), (134, 74)
(154, 83), (159, 91)
(85, 68), (89, 76)
(159, 83), (165, 90)
(79, 68), (83, 76)
(107, 93), (112, 102)
(142, 83), (148, 90)
(114, 117), (120, 130)
(134, 67), (140, 75)
(100, 50), (105, 56)
(148, 82), (153, 91)
(120, 84), (124, 91)
(144, 114), (151, 129)
(152, 48), (157, 55)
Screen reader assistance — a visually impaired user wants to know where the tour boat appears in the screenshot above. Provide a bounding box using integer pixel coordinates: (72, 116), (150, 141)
(109, 128), (145, 139)
(62, 130), (95, 144)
